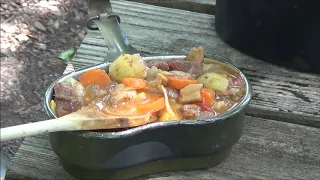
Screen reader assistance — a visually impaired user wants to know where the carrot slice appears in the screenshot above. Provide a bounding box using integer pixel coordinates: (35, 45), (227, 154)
(79, 69), (111, 88)
(201, 88), (215, 105)
(121, 78), (147, 89)
(136, 97), (165, 114)
(167, 76), (197, 89)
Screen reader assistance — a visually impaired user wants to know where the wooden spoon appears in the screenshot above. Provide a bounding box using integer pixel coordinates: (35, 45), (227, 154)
(0, 106), (153, 142)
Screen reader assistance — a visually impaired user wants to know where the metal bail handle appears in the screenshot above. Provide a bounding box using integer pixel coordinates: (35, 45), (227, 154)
(87, 14), (121, 30)
(87, 0), (139, 61)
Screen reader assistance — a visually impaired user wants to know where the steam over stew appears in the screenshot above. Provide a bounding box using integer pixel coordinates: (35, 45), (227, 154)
(50, 47), (246, 128)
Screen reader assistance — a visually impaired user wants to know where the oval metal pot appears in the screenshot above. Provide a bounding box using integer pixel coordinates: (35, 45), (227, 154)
(43, 1), (253, 179)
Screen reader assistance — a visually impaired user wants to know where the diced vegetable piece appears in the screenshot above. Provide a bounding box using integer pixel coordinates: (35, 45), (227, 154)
(63, 77), (78, 87)
(108, 84), (138, 107)
(202, 64), (213, 72)
(83, 84), (109, 105)
(202, 63), (230, 75)
(135, 91), (160, 103)
(166, 87), (179, 99)
(79, 69), (112, 89)
(137, 92), (147, 100)
(146, 66), (159, 81)
(136, 97), (165, 114)
(156, 73), (168, 86)
(109, 54), (147, 82)
(159, 97), (182, 121)
(121, 78), (147, 89)
(160, 85), (176, 118)
(147, 73), (168, 93)
(167, 76), (197, 89)
(201, 88), (215, 105)
(74, 82), (86, 98)
(212, 100), (231, 113)
(186, 46), (204, 63)
(197, 72), (229, 92)
(150, 113), (159, 122)
(103, 105), (137, 116)
(169, 71), (193, 78)
(159, 109), (181, 121)
(179, 84), (203, 103)
(63, 77), (85, 98)
(158, 69), (172, 76)
(168, 98), (182, 111)
(83, 85), (96, 105)
(49, 100), (56, 115)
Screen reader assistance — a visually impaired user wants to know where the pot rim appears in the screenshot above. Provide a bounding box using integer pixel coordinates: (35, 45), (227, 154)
(43, 55), (252, 139)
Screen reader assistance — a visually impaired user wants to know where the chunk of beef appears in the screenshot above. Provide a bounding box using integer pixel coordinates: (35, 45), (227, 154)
(167, 60), (202, 76)
(147, 73), (168, 94)
(180, 104), (201, 119)
(146, 60), (202, 76)
(229, 76), (245, 87)
(54, 82), (84, 117)
(145, 61), (169, 71)
(186, 46), (204, 63)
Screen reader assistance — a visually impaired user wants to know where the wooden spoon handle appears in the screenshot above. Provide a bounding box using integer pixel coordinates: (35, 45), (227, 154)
(0, 107), (154, 142)
(0, 119), (77, 142)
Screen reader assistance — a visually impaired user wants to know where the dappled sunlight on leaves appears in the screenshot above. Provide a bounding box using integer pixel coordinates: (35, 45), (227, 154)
(0, 0), (88, 158)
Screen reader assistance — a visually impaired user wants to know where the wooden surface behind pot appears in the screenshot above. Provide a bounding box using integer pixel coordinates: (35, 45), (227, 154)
(124, 0), (216, 14)
(5, 1), (320, 180)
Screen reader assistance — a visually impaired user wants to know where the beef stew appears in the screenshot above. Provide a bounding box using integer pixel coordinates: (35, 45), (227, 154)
(49, 47), (247, 128)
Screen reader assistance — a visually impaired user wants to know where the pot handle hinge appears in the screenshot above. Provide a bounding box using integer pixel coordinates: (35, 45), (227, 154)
(86, 0), (139, 62)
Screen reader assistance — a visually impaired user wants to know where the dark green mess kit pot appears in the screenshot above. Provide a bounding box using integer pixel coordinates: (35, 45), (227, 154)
(43, 1), (253, 179)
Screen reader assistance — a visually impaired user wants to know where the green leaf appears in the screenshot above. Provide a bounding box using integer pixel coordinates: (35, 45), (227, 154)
(58, 47), (76, 63)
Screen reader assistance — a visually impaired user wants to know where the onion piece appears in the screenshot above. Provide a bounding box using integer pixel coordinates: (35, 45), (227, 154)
(160, 85), (175, 117)
(102, 106), (137, 116)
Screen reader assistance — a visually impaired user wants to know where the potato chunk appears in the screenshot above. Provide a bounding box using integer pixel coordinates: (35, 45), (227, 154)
(179, 84), (203, 103)
(109, 54), (147, 82)
(197, 72), (229, 92)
